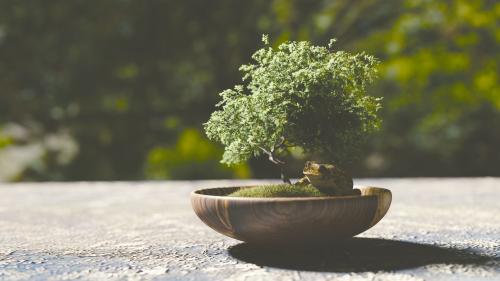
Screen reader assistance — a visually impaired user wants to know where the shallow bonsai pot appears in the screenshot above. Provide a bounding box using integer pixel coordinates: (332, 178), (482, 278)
(191, 186), (391, 245)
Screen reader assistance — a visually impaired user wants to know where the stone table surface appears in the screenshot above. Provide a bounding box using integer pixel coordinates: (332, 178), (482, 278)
(0, 178), (499, 281)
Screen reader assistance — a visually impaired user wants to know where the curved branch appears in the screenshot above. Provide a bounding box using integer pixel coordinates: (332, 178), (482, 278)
(258, 146), (284, 164)
(258, 145), (290, 184)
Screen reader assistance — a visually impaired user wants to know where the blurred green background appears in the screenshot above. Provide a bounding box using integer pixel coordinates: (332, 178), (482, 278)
(0, 0), (498, 181)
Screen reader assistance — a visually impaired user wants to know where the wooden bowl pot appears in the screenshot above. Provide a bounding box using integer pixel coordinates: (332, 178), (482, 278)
(191, 186), (391, 245)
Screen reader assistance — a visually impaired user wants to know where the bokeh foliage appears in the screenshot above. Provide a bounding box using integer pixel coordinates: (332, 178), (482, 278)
(0, 0), (498, 180)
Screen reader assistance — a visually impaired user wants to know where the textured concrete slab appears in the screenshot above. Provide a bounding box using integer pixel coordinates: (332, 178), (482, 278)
(0, 178), (498, 280)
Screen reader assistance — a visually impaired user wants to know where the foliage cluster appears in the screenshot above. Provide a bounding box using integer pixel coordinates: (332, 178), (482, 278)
(205, 37), (381, 169)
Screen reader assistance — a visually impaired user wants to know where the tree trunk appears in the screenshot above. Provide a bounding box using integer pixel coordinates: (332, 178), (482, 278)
(280, 165), (291, 184)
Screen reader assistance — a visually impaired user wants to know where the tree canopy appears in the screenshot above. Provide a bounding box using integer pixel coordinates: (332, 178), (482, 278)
(205, 37), (381, 169)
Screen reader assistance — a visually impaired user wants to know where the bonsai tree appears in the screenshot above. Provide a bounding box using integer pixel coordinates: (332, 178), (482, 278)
(204, 35), (381, 196)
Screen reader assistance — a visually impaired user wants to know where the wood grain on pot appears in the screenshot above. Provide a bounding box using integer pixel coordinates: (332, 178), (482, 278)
(191, 186), (392, 245)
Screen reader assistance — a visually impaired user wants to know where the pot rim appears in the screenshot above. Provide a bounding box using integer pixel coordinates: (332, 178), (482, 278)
(191, 185), (390, 202)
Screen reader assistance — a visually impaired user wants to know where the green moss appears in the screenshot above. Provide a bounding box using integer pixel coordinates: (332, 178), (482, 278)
(228, 184), (330, 198)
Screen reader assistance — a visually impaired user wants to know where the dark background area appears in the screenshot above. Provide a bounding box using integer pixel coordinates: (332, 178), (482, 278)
(0, 0), (498, 181)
